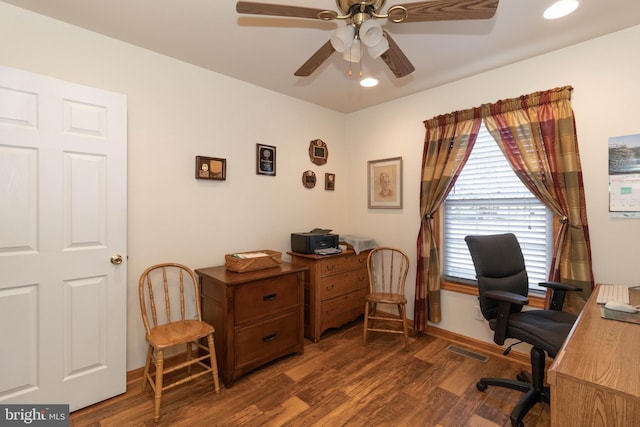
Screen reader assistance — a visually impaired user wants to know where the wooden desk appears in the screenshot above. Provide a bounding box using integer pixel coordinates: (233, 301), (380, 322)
(548, 285), (640, 426)
(195, 263), (307, 388)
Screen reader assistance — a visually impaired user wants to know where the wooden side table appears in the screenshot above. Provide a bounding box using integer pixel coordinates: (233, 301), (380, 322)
(288, 249), (370, 342)
(195, 262), (307, 388)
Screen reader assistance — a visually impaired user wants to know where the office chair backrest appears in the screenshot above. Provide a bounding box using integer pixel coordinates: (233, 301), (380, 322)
(465, 233), (529, 320)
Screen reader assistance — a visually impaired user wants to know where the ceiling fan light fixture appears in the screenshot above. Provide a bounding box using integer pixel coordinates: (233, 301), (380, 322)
(360, 77), (379, 88)
(367, 36), (389, 59)
(343, 39), (362, 63)
(359, 19), (383, 47)
(330, 25), (355, 52)
(544, 0), (579, 19)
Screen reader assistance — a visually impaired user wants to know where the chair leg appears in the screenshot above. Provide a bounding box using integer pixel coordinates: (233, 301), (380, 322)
(142, 345), (153, 392)
(476, 346), (549, 427)
(153, 349), (164, 422)
(508, 347), (549, 426)
(398, 303), (409, 351)
(207, 334), (221, 393)
(186, 342), (192, 375)
(363, 301), (370, 345)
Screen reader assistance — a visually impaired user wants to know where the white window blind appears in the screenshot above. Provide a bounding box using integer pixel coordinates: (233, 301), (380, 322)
(443, 121), (552, 292)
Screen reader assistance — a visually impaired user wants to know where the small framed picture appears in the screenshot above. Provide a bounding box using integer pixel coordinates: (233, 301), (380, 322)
(302, 170), (316, 188)
(257, 144), (276, 176)
(309, 139), (328, 165)
(195, 156), (226, 180)
(325, 173), (335, 191)
(368, 157), (402, 209)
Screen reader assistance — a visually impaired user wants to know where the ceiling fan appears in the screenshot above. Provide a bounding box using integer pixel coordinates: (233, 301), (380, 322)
(236, 0), (499, 78)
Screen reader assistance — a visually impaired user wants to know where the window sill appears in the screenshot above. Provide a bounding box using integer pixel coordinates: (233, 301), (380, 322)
(441, 279), (546, 309)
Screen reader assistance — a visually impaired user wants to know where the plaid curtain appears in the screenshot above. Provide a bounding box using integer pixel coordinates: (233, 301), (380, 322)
(414, 108), (481, 330)
(481, 86), (594, 313)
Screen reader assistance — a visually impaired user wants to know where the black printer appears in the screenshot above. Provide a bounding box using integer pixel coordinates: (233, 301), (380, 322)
(291, 230), (339, 254)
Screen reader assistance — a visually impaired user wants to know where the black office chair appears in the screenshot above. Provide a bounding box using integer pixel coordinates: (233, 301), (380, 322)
(465, 233), (580, 427)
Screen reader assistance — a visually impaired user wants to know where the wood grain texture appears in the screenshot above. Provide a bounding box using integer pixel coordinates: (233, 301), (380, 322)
(197, 263), (306, 389)
(548, 285), (640, 426)
(380, 32), (415, 78)
(288, 249), (369, 342)
(236, 2), (335, 20)
(394, 0), (499, 22)
(71, 320), (551, 426)
(294, 41), (336, 77)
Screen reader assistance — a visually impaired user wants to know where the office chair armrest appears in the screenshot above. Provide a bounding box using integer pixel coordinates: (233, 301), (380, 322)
(539, 281), (581, 292)
(485, 290), (529, 306)
(485, 290), (528, 345)
(539, 281), (582, 311)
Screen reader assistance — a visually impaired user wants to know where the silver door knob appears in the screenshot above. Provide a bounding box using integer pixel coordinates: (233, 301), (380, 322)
(110, 254), (123, 265)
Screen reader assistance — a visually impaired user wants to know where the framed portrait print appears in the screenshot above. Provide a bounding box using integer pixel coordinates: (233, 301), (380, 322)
(257, 144), (276, 176)
(368, 157), (402, 209)
(195, 156), (226, 180)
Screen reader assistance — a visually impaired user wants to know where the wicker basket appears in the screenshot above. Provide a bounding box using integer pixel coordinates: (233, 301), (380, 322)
(225, 249), (282, 273)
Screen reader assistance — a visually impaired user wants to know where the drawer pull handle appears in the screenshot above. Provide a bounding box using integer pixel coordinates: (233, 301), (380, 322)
(263, 293), (277, 301)
(263, 333), (277, 342)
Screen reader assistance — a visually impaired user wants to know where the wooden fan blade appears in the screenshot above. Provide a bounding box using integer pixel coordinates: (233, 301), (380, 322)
(236, 2), (337, 20)
(380, 32), (415, 78)
(294, 41), (336, 76)
(390, 0), (499, 23)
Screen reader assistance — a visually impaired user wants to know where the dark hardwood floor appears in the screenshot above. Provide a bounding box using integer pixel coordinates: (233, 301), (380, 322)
(70, 321), (550, 426)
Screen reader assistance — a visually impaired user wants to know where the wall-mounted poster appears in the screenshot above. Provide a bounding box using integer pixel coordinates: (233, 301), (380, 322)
(609, 133), (640, 217)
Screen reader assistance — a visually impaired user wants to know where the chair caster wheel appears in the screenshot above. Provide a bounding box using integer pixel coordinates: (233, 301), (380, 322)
(476, 382), (487, 392)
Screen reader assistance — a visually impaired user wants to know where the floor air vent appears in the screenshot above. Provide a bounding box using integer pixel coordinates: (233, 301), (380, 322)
(447, 345), (489, 363)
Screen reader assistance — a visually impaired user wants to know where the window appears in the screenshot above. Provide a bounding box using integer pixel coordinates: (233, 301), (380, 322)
(443, 121), (552, 292)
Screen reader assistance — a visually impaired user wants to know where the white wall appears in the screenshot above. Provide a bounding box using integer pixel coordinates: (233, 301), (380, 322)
(2, 1), (640, 368)
(345, 24), (640, 343)
(0, 3), (347, 370)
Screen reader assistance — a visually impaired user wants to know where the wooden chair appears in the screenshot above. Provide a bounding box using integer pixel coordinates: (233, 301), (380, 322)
(363, 247), (410, 350)
(138, 263), (220, 422)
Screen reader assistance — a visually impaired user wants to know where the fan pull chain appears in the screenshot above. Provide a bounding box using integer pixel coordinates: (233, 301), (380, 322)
(346, 42), (364, 78)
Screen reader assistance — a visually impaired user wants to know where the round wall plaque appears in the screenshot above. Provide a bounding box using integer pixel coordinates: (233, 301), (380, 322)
(302, 170), (316, 188)
(309, 139), (328, 165)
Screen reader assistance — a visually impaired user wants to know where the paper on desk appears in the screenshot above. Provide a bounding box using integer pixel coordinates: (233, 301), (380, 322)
(234, 252), (268, 259)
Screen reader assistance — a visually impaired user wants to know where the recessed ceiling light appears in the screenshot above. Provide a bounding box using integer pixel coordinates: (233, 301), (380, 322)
(544, 0), (579, 19)
(360, 77), (379, 87)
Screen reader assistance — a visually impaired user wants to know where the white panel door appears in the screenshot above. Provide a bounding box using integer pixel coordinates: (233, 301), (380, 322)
(0, 65), (127, 411)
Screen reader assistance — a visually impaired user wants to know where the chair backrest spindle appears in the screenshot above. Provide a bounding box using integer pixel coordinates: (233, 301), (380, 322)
(147, 275), (158, 328)
(162, 266), (171, 323)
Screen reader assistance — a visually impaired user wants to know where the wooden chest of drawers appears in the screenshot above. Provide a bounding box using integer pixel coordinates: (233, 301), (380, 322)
(195, 263), (306, 388)
(288, 249), (370, 342)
